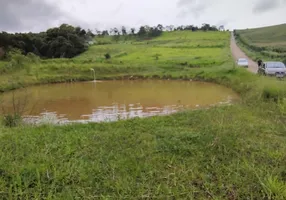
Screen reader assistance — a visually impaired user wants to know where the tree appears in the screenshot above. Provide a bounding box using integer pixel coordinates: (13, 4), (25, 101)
(75, 26), (82, 35)
(219, 25), (225, 31)
(87, 29), (95, 37)
(0, 32), (11, 49)
(95, 29), (102, 36)
(79, 29), (86, 36)
(144, 25), (151, 34)
(109, 28), (114, 35)
(131, 28), (136, 35)
(138, 26), (147, 37)
(149, 26), (163, 37)
(0, 47), (5, 59)
(175, 25), (185, 31)
(121, 26), (127, 35)
(192, 26), (199, 31)
(0, 24), (89, 59)
(113, 28), (119, 35)
(201, 23), (211, 31)
(157, 24), (164, 31)
(165, 25), (174, 31)
(209, 26), (218, 31)
(101, 30), (109, 36)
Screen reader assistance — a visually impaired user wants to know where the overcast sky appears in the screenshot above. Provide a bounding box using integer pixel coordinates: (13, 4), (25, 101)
(0, 0), (285, 33)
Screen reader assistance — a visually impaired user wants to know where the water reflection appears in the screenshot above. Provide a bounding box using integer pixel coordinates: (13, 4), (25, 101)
(23, 103), (185, 124)
(23, 99), (234, 125)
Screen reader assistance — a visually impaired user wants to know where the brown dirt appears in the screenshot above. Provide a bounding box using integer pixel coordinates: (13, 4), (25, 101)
(230, 32), (258, 74)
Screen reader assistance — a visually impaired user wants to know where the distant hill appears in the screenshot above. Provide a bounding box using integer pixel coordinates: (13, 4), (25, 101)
(234, 24), (286, 60)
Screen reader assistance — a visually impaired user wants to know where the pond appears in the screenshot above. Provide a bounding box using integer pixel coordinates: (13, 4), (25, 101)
(0, 80), (239, 124)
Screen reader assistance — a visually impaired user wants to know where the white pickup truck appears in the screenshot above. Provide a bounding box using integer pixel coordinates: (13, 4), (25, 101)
(258, 61), (286, 78)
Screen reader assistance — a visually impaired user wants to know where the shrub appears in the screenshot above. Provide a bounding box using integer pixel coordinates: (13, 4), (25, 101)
(26, 52), (40, 63)
(3, 114), (22, 127)
(180, 62), (188, 66)
(152, 53), (161, 60)
(104, 53), (111, 60)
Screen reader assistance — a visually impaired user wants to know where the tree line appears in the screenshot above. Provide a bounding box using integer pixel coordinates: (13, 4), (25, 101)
(0, 24), (93, 59)
(0, 23), (222, 59)
(96, 23), (221, 37)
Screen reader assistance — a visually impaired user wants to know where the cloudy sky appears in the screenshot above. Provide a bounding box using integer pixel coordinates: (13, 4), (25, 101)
(0, 0), (285, 33)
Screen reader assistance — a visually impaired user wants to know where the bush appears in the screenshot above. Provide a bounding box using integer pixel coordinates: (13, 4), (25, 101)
(3, 114), (22, 127)
(27, 52), (40, 63)
(6, 49), (29, 70)
(152, 53), (161, 60)
(104, 53), (111, 60)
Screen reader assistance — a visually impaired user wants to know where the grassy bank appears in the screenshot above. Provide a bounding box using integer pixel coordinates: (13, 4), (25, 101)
(234, 24), (286, 62)
(1, 30), (286, 199)
(0, 100), (286, 199)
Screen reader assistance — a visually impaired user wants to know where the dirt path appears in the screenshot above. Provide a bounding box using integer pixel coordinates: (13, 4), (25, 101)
(230, 32), (258, 73)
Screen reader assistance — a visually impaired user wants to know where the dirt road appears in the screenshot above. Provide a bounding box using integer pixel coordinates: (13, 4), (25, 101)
(230, 32), (258, 74)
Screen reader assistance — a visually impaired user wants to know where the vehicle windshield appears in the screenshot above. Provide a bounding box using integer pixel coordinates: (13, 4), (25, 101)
(238, 58), (247, 62)
(266, 62), (286, 68)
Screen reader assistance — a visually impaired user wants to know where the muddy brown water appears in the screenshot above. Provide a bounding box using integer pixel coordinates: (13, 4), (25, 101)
(0, 80), (239, 124)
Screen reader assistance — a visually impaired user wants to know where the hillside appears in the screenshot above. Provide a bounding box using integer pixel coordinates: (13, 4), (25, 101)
(79, 31), (230, 67)
(0, 31), (231, 92)
(1, 29), (286, 199)
(234, 24), (286, 61)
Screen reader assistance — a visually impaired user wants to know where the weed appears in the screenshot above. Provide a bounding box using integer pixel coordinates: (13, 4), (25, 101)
(2, 113), (22, 127)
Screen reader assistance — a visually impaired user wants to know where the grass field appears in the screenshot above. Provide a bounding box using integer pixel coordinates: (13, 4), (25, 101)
(0, 31), (231, 92)
(1, 102), (286, 199)
(1, 30), (286, 199)
(234, 24), (286, 61)
(78, 31), (230, 67)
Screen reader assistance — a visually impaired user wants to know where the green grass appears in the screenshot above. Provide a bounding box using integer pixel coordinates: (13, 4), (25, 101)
(234, 24), (286, 61)
(0, 101), (286, 199)
(0, 31), (232, 92)
(78, 31), (230, 67)
(237, 24), (286, 48)
(1, 30), (286, 199)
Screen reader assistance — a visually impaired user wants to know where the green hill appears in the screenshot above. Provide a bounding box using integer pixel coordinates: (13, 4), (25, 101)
(234, 24), (286, 60)
(78, 31), (230, 67)
(0, 31), (231, 92)
(1, 29), (286, 199)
